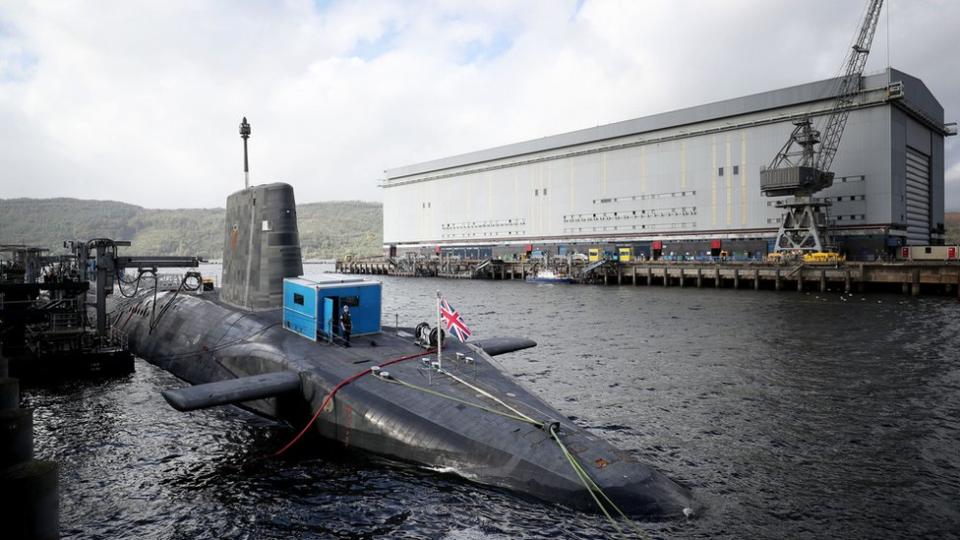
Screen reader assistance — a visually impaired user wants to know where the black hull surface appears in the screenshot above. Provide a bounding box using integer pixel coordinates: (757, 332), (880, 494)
(112, 290), (694, 518)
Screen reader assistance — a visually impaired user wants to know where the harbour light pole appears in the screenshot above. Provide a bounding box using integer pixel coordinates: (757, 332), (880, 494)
(239, 116), (251, 189)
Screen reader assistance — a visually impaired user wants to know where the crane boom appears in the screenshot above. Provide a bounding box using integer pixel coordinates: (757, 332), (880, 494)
(760, 0), (885, 254)
(760, 0), (884, 197)
(816, 0), (885, 174)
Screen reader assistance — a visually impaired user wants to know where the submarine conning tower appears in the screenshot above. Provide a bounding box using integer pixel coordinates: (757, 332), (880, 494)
(220, 182), (303, 311)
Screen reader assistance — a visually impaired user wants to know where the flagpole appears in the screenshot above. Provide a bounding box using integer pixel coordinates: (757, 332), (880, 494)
(436, 290), (442, 371)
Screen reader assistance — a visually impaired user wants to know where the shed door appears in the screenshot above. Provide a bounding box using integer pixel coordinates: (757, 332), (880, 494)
(322, 297), (334, 341)
(904, 146), (931, 245)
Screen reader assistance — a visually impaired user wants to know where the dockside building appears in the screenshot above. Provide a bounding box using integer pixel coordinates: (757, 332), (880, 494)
(382, 68), (954, 261)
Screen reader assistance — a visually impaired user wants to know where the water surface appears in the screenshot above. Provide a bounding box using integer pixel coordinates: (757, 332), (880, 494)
(24, 274), (960, 538)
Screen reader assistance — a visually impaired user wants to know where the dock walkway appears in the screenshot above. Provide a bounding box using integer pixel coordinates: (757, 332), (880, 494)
(337, 258), (960, 297)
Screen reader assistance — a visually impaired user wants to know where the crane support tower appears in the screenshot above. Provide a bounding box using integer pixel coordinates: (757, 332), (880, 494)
(760, 0), (885, 254)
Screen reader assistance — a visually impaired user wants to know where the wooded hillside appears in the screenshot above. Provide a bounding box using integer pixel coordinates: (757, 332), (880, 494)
(0, 197), (383, 260)
(947, 212), (959, 245)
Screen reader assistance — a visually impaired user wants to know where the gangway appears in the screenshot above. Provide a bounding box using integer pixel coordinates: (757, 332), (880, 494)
(472, 258), (494, 277)
(580, 259), (609, 277)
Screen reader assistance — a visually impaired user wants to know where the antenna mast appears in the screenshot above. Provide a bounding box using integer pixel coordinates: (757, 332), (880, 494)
(239, 117), (251, 189)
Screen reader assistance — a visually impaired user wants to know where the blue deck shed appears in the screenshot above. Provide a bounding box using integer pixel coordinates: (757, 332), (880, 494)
(282, 276), (382, 341)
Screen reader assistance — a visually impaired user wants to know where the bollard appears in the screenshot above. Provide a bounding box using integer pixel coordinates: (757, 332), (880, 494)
(820, 270), (827, 293)
(679, 269), (685, 288)
(632, 265), (638, 286)
(775, 269), (782, 291)
(696, 268), (703, 288)
(0, 460), (60, 540)
(754, 269), (760, 290)
(714, 268), (721, 288)
(733, 269), (740, 289)
(663, 267), (669, 287)
(844, 270), (851, 294)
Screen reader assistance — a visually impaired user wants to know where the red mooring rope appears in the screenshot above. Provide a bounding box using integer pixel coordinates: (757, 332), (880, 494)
(272, 348), (437, 457)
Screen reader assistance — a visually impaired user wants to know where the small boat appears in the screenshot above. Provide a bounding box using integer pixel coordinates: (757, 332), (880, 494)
(526, 269), (574, 284)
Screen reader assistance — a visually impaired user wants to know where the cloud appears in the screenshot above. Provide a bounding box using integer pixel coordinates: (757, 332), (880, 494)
(946, 158), (960, 207)
(0, 0), (957, 209)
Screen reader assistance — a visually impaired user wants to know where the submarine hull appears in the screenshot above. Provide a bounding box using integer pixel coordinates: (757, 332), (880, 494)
(108, 182), (693, 518)
(113, 290), (694, 518)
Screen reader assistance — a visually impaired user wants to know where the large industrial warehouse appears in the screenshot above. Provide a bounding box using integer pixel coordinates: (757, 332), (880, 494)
(382, 68), (953, 261)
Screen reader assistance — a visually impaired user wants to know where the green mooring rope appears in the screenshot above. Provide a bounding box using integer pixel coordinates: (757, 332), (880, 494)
(373, 369), (648, 538)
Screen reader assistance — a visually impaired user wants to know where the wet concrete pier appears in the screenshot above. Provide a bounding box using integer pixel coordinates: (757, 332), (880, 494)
(338, 258), (960, 297)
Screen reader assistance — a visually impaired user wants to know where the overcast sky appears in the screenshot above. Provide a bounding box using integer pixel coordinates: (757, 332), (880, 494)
(1, 0), (957, 210)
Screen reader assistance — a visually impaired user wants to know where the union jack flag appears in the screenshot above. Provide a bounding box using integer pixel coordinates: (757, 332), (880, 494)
(439, 297), (472, 342)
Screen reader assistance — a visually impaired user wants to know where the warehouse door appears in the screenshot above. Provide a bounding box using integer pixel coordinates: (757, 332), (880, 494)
(904, 146), (931, 245)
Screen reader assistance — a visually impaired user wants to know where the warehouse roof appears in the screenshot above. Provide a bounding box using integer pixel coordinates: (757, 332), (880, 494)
(384, 68), (941, 181)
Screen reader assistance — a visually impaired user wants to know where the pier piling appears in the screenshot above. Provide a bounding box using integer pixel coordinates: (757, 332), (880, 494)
(344, 258), (960, 298)
(0, 378), (16, 410)
(0, 407), (33, 466)
(0, 376), (59, 540)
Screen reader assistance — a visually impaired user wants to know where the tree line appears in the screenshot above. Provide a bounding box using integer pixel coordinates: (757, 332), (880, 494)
(0, 197), (383, 260)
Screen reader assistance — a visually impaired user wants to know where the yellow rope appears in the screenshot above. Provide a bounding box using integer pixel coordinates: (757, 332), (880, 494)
(549, 424), (649, 539)
(382, 376), (542, 426)
(440, 368), (539, 425)
(374, 370), (649, 538)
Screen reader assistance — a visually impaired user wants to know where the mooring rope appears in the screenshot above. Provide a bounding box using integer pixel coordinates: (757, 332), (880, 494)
(549, 424), (649, 539)
(373, 366), (647, 538)
(438, 367), (539, 425)
(378, 374), (542, 427)
(271, 349), (436, 457)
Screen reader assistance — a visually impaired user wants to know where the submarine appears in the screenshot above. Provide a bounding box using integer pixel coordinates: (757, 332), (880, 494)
(108, 181), (695, 520)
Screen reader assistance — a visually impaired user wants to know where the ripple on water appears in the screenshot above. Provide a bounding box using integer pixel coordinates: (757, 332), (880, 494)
(21, 273), (960, 539)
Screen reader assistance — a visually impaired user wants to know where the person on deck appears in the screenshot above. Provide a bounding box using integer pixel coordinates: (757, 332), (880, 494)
(340, 305), (352, 347)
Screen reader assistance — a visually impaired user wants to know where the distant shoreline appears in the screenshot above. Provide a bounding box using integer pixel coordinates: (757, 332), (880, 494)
(203, 259), (335, 265)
